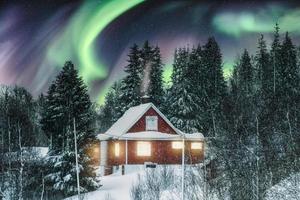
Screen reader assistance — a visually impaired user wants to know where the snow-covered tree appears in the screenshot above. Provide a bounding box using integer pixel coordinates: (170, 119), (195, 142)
(119, 44), (142, 112)
(166, 47), (201, 133)
(41, 61), (99, 197)
(200, 37), (227, 137)
(148, 46), (165, 107)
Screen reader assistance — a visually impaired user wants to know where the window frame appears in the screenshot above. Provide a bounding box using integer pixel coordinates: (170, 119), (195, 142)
(137, 141), (151, 156)
(115, 142), (120, 157)
(172, 141), (183, 149)
(191, 142), (203, 150)
(145, 116), (158, 131)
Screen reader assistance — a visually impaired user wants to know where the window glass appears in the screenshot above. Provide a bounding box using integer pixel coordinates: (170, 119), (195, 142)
(137, 142), (151, 156)
(146, 116), (158, 131)
(172, 141), (183, 149)
(191, 142), (203, 150)
(115, 143), (120, 157)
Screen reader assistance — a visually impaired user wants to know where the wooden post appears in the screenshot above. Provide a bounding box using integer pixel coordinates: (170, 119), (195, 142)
(122, 165), (125, 175)
(73, 118), (80, 199)
(125, 140), (128, 165)
(181, 137), (185, 200)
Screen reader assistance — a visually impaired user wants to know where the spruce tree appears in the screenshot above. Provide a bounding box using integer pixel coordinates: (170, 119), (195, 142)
(270, 23), (281, 95)
(255, 34), (271, 100)
(148, 46), (165, 107)
(98, 81), (124, 131)
(42, 61), (99, 197)
(119, 44), (142, 112)
(278, 32), (299, 106)
(200, 37), (227, 137)
(167, 48), (201, 133)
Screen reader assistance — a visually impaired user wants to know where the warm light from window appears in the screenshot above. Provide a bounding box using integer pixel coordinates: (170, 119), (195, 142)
(191, 142), (203, 150)
(172, 141), (183, 149)
(94, 147), (99, 154)
(115, 143), (120, 157)
(137, 142), (151, 156)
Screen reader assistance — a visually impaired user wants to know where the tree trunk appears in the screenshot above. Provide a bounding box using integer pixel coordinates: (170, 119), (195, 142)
(73, 118), (80, 199)
(18, 122), (23, 200)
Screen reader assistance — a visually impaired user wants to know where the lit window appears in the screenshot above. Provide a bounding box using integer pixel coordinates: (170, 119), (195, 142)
(146, 116), (158, 131)
(191, 142), (203, 150)
(137, 142), (151, 156)
(172, 141), (183, 149)
(94, 147), (99, 154)
(115, 143), (120, 157)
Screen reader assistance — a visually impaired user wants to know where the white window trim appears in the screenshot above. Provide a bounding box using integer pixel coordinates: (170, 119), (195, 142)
(145, 116), (158, 131)
(137, 142), (151, 156)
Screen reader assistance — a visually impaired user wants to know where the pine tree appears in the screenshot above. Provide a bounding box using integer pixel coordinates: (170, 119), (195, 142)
(255, 34), (271, 100)
(200, 37), (227, 137)
(41, 61), (99, 197)
(270, 23), (281, 95)
(278, 32), (299, 106)
(119, 44), (142, 112)
(167, 48), (201, 133)
(226, 51), (258, 200)
(148, 46), (165, 107)
(98, 81), (124, 132)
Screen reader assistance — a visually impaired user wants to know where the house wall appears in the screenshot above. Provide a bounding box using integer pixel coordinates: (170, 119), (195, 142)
(127, 107), (177, 134)
(106, 140), (204, 166)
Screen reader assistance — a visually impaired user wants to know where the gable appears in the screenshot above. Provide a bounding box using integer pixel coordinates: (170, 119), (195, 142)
(103, 103), (181, 138)
(127, 107), (177, 134)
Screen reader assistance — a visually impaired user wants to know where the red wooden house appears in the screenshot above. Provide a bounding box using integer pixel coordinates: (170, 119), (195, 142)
(97, 102), (204, 175)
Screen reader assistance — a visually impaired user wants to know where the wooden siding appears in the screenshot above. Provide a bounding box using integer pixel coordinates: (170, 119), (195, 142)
(105, 140), (204, 166)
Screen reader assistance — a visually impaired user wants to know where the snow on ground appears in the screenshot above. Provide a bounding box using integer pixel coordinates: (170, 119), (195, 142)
(265, 173), (300, 200)
(66, 165), (146, 200)
(66, 165), (186, 200)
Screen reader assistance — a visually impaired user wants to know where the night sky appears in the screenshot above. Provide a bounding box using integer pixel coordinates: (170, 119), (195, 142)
(1, 0), (300, 104)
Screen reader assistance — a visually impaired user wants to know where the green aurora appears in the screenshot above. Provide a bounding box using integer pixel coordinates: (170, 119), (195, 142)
(47, 0), (144, 104)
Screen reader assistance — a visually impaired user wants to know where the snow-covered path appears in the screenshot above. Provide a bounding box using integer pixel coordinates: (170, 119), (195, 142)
(66, 166), (144, 200)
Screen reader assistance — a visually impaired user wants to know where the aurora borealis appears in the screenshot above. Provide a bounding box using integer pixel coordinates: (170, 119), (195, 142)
(1, 0), (300, 104)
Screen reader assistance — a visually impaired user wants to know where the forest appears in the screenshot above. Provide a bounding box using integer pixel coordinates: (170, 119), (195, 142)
(0, 24), (299, 199)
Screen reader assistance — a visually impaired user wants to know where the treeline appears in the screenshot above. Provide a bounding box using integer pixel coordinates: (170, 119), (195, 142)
(0, 62), (99, 199)
(99, 24), (300, 199)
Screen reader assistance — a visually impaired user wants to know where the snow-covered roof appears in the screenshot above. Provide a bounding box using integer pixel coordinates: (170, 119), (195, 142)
(100, 103), (181, 138)
(184, 132), (204, 140)
(97, 133), (112, 140)
(118, 131), (204, 141)
(120, 131), (181, 140)
(97, 103), (204, 141)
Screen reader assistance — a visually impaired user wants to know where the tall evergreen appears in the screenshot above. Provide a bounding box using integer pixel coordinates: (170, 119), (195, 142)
(98, 81), (123, 132)
(167, 48), (201, 133)
(270, 23), (281, 95)
(200, 37), (227, 137)
(148, 46), (165, 107)
(255, 34), (271, 100)
(278, 32), (299, 106)
(119, 44), (142, 112)
(41, 61), (99, 197)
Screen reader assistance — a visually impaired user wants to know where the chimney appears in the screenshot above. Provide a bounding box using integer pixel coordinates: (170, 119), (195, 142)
(141, 95), (151, 104)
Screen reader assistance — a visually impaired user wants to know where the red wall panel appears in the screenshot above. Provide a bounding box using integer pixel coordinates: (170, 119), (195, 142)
(127, 107), (177, 134)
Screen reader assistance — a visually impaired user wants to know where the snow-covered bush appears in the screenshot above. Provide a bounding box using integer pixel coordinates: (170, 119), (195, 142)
(130, 165), (206, 200)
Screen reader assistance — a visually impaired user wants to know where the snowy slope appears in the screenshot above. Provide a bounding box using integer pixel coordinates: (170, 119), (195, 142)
(265, 173), (300, 200)
(65, 165), (187, 200)
(65, 165), (145, 200)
